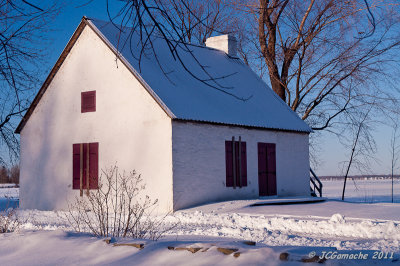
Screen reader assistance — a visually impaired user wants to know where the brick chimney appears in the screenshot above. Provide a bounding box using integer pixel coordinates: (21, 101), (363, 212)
(205, 34), (237, 57)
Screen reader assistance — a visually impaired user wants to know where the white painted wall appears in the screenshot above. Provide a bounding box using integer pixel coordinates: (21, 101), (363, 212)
(171, 121), (310, 210)
(20, 26), (173, 213)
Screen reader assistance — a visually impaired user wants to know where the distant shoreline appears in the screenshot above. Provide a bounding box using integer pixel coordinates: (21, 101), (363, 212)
(319, 175), (400, 181)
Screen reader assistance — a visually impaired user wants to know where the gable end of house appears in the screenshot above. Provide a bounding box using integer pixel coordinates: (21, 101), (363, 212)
(15, 17), (175, 134)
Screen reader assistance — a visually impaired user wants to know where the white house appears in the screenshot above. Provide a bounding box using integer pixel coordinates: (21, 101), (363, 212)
(16, 17), (314, 213)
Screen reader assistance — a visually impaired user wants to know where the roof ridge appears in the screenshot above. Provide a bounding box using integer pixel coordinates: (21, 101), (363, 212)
(86, 17), (239, 57)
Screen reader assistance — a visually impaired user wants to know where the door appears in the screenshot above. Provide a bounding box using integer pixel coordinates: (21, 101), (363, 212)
(258, 143), (277, 196)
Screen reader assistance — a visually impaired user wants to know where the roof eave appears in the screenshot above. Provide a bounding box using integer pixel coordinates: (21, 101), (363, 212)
(172, 118), (312, 134)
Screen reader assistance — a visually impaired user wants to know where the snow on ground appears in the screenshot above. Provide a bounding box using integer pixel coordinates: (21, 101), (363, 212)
(0, 230), (360, 266)
(187, 198), (400, 221)
(0, 180), (400, 265)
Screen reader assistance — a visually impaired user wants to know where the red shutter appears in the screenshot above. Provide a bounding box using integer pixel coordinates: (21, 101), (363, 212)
(82, 143), (88, 188)
(241, 142), (247, 186)
(89, 142), (99, 189)
(266, 143), (277, 195)
(81, 91), (96, 113)
(234, 141), (240, 186)
(72, 144), (81, 189)
(258, 143), (268, 196)
(225, 141), (233, 187)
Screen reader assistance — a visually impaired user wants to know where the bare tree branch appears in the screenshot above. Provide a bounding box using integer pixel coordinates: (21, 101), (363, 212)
(0, 1), (60, 163)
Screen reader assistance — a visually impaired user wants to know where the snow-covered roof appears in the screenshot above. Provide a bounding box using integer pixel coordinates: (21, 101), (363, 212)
(16, 17), (312, 134)
(89, 18), (311, 133)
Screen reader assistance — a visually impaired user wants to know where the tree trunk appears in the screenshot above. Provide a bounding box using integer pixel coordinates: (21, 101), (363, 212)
(258, 0), (286, 102)
(269, 74), (286, 101)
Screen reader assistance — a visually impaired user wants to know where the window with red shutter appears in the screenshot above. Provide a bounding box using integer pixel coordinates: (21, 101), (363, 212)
(225, 138), (247, 188)
(72, 142), (99, 192)
(81, 91), (96, 113)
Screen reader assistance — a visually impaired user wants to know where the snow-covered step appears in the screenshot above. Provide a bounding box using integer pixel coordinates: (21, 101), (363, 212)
(251, 196), (327, 206)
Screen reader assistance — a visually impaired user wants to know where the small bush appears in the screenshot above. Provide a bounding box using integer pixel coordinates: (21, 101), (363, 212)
(65, 165), (177, 240)
(0, 199), (20, 233)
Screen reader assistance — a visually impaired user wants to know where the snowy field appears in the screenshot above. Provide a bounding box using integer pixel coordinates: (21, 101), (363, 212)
(323, 178), (400, 203)
(0, 180), (399, 265)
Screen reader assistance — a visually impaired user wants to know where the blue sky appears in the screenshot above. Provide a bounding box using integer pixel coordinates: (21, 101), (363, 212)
(319, 125), (393, 176)
(26, 1), (396, 176)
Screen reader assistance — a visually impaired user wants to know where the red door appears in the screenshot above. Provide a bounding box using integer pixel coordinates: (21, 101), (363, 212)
(258, 143), (277, 196)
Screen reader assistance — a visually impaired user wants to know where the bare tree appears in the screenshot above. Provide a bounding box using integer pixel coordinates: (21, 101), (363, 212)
(0, 1), (60, 163)
(341, 107), (375, 200)
(235, 0), (400, 131)
(160, 0), (238, 44)
(0, 166), (8, 183)
(389, 120), (399, 203)
(9, 165), (19, 185)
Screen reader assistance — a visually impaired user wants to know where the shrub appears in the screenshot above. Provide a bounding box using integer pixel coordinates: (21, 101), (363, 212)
(65, 165), (177, 240)
(0, 199), (20, 233)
